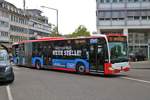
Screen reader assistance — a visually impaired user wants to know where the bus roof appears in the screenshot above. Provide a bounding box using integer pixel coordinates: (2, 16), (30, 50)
(13, 37), (65, 45)
(38, 37), (65, 40)
(106, 34), (127, 37)
(13, 35), (107, 45)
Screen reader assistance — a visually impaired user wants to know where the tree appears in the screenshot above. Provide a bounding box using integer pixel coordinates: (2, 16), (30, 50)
(49, 26), (62, 37)
(71, 25), (90, 37)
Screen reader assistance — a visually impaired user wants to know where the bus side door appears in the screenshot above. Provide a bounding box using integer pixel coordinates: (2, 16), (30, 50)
(89, 44), (104, 72)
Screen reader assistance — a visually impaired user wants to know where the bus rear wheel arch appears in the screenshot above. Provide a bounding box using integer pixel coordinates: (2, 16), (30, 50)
(76, 63), (86, 74)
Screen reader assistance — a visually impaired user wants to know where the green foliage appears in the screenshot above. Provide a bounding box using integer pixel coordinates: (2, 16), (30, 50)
(63, 34), (73, 38)
(49, 26), (62, 37)
(49, 25), (90, 38)
(49, 33), (62, 37)
(71, 25), (90, 37)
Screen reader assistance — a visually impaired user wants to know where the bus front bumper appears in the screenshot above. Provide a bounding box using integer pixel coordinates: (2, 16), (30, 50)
(113, 67), (130, 73)
(104, 63), (130, 75)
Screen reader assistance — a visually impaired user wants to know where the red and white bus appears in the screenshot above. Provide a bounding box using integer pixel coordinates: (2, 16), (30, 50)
(12, 34), (130, 75)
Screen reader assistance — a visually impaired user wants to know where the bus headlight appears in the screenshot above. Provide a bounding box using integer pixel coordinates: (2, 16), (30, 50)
(108, 67), (114, 71)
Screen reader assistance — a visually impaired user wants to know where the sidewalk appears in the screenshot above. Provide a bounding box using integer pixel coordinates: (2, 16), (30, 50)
(130, 60), (150, 69)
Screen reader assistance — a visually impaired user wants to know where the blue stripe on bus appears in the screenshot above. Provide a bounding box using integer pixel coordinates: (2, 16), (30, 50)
(32, 57), (43, 66)
(52, 59), (89, 70)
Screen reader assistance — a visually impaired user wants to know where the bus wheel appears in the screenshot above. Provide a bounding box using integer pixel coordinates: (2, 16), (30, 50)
(35, 61), (41, 70)
(76, 63), (85, 74)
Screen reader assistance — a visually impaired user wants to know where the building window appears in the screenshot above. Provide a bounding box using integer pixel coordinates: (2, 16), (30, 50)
(128, 0), (139, 2)
(1, 32), (8, 37)
(118, 18), (124, 20)
(100, 0), (105, 3)
(112, 18), (118, 20)
(119, 0), (124, 2)
(142, 0), (147, 2)
(128, 16), (134, 20)
(0, 21), (9, 27)
(134, 0), (139, 2)
(112, 11), (125, 18)
(11, 15), (13, 21)
(128, 0), (133, 2)
(134, 16), (140, 20)
(99, 18), (105, 20)
(142, 16), (147, 20)
(106, 0), (110, 3)
(105, 18), (111, 20)
(112, 0), (118, 2)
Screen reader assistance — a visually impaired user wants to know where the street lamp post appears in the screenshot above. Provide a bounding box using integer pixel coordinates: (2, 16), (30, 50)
(41, 6), (59, 34)
(23, 0), (30, 40)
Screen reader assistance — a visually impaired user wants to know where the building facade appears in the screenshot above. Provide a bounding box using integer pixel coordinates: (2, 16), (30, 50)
(96, 0), (150, 59)
(27, 9), (51, 39)
(0, 0), (9, 43)
(0, 0), (51, 44)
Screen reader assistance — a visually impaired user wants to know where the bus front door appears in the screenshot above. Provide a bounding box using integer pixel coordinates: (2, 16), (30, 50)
(89, 45), (104, 73)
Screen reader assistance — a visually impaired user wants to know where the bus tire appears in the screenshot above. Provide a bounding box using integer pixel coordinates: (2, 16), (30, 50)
(76, 63), (85, 74)
(35, 61), (41, 70)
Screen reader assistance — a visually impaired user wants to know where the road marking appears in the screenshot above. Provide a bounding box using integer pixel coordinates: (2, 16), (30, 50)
(6, 85), (13, 100)
(122, 77), (150, 84)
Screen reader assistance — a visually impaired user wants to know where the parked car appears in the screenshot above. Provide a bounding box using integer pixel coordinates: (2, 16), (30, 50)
(0, 50), (14, 83)
(135, 52), (146, 61)
(129, 53), (136, 62)
(129, 52), (146, 62)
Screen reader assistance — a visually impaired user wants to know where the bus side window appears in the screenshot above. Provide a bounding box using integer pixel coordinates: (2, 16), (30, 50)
(98, 46), (102, 54)
(97, 45), (104, 58)
(90, 46), (94, 51)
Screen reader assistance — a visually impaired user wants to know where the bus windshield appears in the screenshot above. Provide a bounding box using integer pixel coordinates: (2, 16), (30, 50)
(109, 42), (128, 63)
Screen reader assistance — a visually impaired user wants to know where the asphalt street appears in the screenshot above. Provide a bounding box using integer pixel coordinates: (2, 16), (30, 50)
(0, 61), (150, 100)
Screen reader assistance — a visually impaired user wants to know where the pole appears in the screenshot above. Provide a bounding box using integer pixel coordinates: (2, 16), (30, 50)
(41, 6), (59, 34)
(23, 0), (30, 40)
(23, 0), (25, 11)
(56, 9), (58, 34)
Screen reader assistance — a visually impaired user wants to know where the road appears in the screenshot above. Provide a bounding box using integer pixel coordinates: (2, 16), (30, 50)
(0, 61), (150, 100)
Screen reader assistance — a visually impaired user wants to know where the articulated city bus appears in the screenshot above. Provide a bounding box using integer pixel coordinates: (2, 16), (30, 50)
(12, 34), (130, 75)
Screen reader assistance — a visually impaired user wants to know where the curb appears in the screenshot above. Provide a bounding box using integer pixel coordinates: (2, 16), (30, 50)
(130, 61), (150, 69)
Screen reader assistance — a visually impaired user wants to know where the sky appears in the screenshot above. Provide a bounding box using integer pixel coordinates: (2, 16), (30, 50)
(6, 0), (97, 35)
